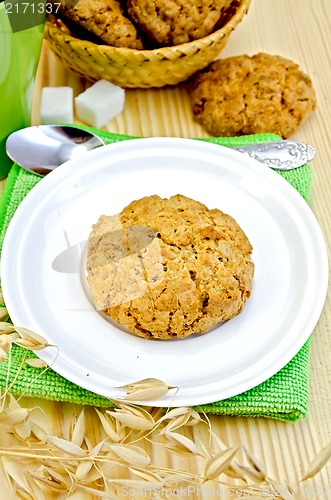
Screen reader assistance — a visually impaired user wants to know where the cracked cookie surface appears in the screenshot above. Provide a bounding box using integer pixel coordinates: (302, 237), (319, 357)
(59, 0), (144, 48)
(127, 0), (231, 47)
(189, 53), (316, 138)
(86, 194), (254, 339)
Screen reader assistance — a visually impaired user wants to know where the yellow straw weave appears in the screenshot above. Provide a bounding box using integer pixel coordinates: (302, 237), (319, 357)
(45, 0), (251, 89)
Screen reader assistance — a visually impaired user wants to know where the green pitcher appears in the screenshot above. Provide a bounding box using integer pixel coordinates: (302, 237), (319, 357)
(0, 0), (45, 179)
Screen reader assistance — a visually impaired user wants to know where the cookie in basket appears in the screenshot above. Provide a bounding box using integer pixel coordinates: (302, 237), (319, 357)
(127, 0), (233, 46)
(57, 0), (144, 48)
(86, 194), (254, 340)
(188, 53), (316, 138)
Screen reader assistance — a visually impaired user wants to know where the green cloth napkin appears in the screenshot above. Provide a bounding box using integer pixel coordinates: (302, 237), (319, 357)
(0, 129), (312, 422)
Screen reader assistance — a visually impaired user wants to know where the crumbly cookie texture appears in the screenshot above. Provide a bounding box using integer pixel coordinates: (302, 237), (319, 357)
(59, 0), (144, 48)
(86, 194), (254, 340)
(127, 0), (231, 47)
(188, 53), (316, 138)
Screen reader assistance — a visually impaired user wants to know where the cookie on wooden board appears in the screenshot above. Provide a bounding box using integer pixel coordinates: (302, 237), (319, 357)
(188, 53), (316, 138)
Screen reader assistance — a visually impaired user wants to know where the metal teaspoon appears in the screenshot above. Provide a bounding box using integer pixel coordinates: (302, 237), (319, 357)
(6, 125), (315, 176)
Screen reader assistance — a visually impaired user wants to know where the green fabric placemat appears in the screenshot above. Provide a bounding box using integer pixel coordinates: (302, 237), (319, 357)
(0, 129), (312, 422)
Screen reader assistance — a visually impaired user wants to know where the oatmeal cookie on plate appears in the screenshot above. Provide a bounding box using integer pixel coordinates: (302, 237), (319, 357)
(86, 194), (254, 340)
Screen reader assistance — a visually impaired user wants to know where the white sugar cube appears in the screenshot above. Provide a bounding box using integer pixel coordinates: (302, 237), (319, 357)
(75, 80), (125, 128)
(40, 87), (74, 124)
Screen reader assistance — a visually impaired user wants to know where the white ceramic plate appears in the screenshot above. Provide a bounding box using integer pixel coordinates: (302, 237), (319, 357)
(1, 138), (328, 406)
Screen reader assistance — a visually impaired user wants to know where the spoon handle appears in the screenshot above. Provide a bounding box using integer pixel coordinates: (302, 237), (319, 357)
(233, 140), (315, 170)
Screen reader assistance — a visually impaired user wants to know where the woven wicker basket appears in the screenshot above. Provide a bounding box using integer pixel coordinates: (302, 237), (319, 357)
(45, 0), (250, 89)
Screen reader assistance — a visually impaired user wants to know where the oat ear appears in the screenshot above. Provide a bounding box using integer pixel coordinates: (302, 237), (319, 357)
(0, 308), (9, 321)
(0, 322), (16, 334)
(242, 445), (267, 481)
(118, 378), (174, 401)
(14, 326), (50, 351)
(203, 447), (239, 482)
(25, 358), (48, 368)
(301, 442), (331, 481)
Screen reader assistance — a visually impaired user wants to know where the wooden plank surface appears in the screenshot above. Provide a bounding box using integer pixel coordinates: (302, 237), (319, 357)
(1, 0), (331, 497)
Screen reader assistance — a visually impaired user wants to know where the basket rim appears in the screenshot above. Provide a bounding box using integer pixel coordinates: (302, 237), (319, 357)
(45, 0), (251, 56)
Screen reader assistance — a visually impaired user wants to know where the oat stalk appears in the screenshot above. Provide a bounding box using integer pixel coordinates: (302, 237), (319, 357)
(0, 302), (330, 499)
